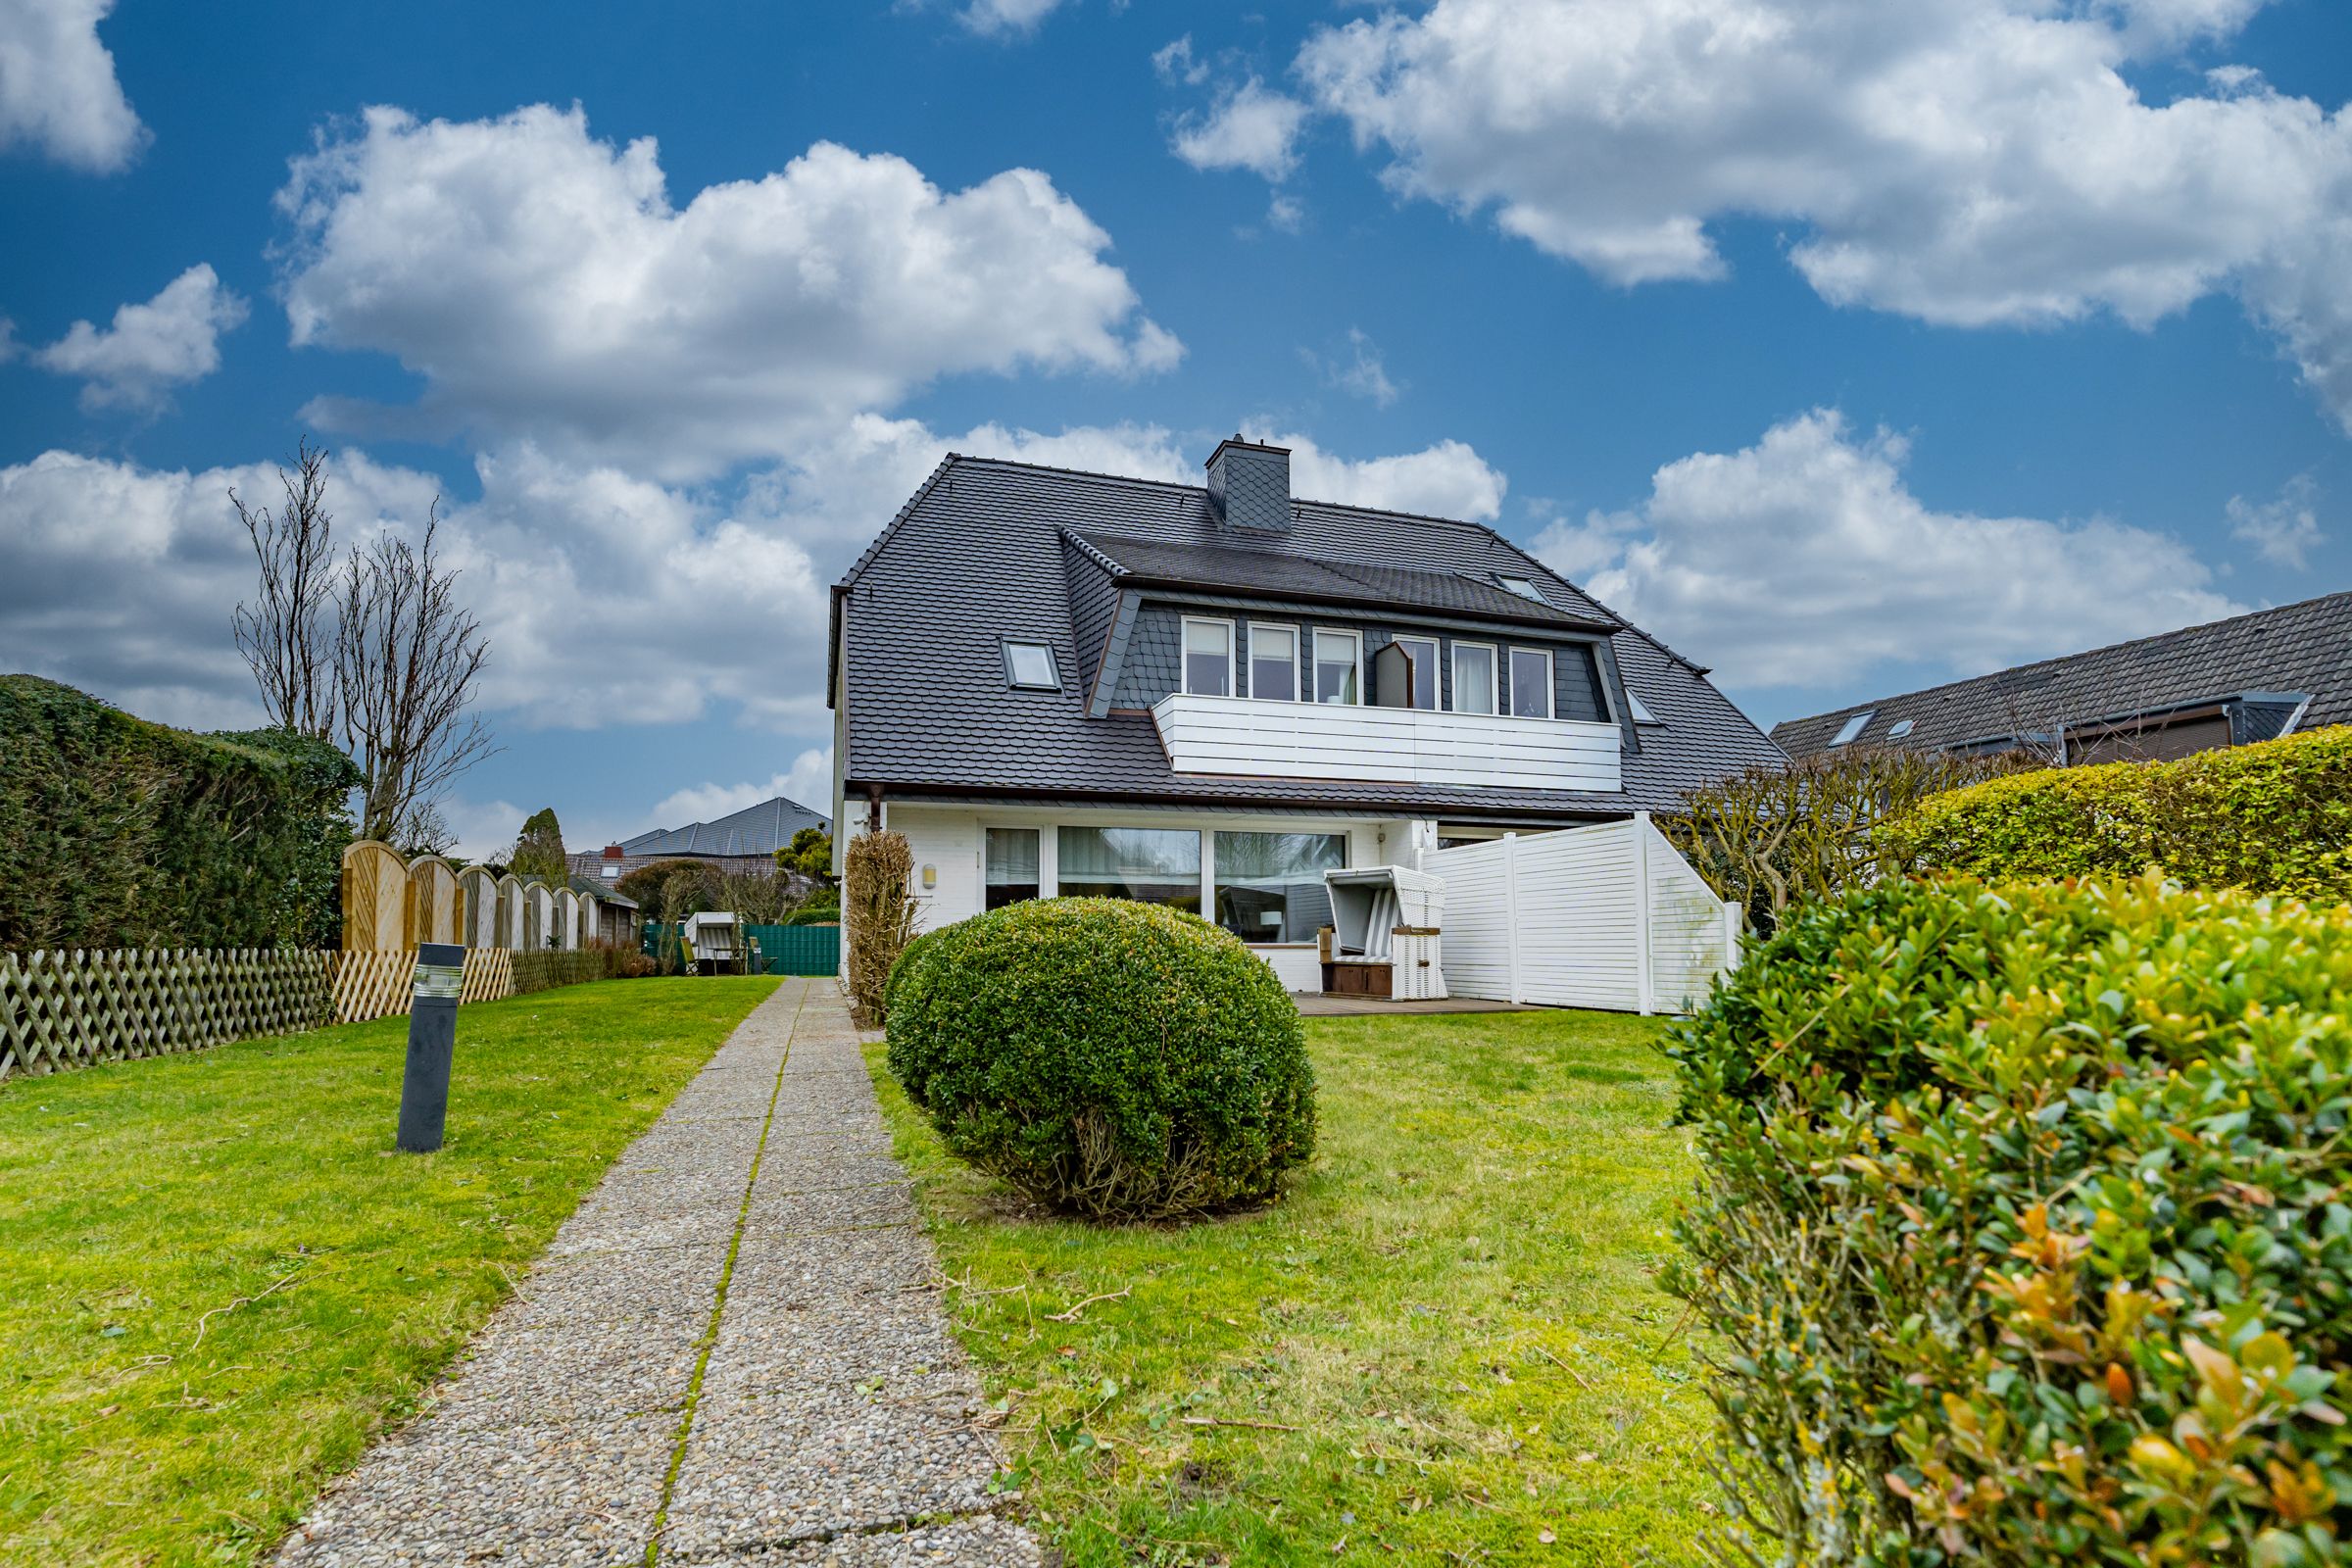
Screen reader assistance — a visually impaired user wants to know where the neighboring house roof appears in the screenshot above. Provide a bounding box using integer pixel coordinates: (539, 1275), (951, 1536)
(832, 455), (1782, 819)
(619, 796), (831, 859)
(569, 875), (640, 909)
(1771, 591), (2352, 758)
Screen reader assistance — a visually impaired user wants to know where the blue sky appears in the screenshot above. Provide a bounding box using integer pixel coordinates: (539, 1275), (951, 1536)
(3, 0), (2348, 855)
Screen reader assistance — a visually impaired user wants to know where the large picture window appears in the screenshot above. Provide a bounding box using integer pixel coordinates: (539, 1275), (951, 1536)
(1056, 826), (1201, 912)
(1213, 832), (1346, 945)
(1183, 617), (1233, 697)
(984, 827), (1041, 909)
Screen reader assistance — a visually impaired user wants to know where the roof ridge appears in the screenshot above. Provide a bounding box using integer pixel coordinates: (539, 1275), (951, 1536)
(1777, 586), (2352, 732)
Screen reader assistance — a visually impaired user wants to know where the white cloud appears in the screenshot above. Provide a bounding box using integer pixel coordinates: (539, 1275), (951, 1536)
(1534, 410), (2241, 690)
(1153, 35), (1209, 87)
(2227, 474), (2325, 567)
(0, 0), (143, 171)
(1171, 76), (1308, 182)
(1288, 0), (2352, 431)
(957, 0), (1069, 35)
(33, 264), (248, 411)
(273, 105), (1181, 479)
(1305, 327), (1400, 408)
(646, 751), (833, 832)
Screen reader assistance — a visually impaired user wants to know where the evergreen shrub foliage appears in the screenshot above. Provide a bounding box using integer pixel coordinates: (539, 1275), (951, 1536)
(1668, 873), (2352, 1565)
(885, 898), (1316, 1220)
(0, 676), (360, 950)
(1888, 725), (2352, 899)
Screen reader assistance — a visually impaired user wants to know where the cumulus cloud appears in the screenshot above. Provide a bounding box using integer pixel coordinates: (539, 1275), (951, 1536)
(34, 264), (248, 411)
(646, 751), (834, 831)
(1171, 76), (1308, 182)
(1279, 0), (2352, 431)
(1534, 410), (2240, 690)
(2227, 475), (2326, 568)
(273, 105), (1181, 478)
(0, 0), (144, 171)
(0, 421), (1503, 739)
(1152, 35), (1209, 87)
(1304, 327), (1400, 408)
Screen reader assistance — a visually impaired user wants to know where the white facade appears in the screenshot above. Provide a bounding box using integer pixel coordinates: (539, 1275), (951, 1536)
(1152, 692), (1622, 792)
(883, 802), (1431, 992)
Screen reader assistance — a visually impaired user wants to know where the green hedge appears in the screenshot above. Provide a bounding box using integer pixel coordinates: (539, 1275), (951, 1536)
(885, 899), (1315, 1220)
(1668, 873), (2352, 1565)
(0, 676), (360, 951)
(1887, 725), (2352, 899)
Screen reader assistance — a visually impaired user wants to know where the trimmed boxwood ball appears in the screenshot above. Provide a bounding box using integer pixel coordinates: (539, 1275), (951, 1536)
(884, 898), (1315, 1221)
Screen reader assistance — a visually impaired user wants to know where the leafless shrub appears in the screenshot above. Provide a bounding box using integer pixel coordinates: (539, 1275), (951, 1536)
(845, 830), (915, 1028)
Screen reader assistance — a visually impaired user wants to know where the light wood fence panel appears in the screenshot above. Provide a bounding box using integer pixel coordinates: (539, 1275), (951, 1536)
(405, 857), (462, 947)
(497, 875), (525, 950)
(342, 841), (410, 952)
(1, 949), (334, 1081)
(460, 868), (499, 947)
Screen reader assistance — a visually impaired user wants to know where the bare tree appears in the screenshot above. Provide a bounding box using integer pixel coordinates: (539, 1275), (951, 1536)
(229, 439), (338, 737)
(333, 504), (496, 849)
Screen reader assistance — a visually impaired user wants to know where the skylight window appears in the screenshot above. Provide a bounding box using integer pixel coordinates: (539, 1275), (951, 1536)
(1625, 691), (1658, 724)
(1494, 573), (1547, 604)
(1003, 640), (1059, 690)
(1887, 718), (1915, 740)
(1828, 710), (1875, 747)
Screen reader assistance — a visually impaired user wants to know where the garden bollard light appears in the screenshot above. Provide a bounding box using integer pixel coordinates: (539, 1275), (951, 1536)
(397, 942), (465, 1153)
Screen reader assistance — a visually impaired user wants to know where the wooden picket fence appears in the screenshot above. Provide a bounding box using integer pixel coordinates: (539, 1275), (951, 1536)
(0, 948), (335, 1082)
(3, 945), (620, 1079)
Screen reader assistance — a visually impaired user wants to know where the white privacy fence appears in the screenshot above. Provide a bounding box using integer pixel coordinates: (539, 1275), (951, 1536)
(1424, 813), (1741, 1015)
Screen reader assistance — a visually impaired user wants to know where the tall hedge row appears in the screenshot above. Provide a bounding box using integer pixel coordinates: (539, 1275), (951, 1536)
(1670, 874), (2352, 1566)
(1888, 725), (2352, 898)
(0, 676), (360, 950)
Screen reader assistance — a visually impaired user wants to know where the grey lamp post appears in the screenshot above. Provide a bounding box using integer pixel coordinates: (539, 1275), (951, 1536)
(397, 941), (465, 1152)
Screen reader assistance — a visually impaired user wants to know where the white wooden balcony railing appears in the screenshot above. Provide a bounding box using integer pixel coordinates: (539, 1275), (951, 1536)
(1151, 692), (1622, 793)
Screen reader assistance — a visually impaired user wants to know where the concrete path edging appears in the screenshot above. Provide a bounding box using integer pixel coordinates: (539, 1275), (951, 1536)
(275, 978), (1041, 1568)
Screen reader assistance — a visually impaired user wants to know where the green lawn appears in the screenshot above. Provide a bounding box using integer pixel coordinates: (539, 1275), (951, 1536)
(0, 975), (777, 1567)
(868, 1007), (1714, 1567)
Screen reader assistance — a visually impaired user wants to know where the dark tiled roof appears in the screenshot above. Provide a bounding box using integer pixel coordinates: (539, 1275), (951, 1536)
(620, 795), (831, 858)
(1074, 531), (1615, 631)
(1771, 591), (2352, 757)
(836, 456), (1784, 817)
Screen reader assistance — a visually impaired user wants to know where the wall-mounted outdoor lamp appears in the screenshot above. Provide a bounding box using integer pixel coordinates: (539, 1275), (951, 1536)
(920, 863), (938, 891)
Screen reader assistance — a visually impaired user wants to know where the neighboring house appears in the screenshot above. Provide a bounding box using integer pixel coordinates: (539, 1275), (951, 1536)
(570, 876), (641, 946)
(1772, 592), (2347, 764)
(570, 794), (832, 883)
(828, 436), (1782, 990)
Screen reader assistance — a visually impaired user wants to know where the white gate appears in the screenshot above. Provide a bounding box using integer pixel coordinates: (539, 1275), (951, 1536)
(1423, 812), (1741, 1015)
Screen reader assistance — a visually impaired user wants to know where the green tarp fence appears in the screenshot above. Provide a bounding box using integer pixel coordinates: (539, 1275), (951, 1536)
(641, 921), (839, 976)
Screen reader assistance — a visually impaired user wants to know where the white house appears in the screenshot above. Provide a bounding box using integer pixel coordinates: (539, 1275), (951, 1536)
(827, 437), (1781, 996)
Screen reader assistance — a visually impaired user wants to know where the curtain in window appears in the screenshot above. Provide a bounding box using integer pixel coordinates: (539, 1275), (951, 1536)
(985, 827), (1041, 909)
(1213, 831), (1345, 944)
(1313, 630), (1358, 704)
(1184, 620), (1231, 697)
(1455, 646), (1495, 715)
(1056, 827), (1201, 911)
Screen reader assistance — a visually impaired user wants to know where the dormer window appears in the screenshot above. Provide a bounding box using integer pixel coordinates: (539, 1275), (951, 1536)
(1828, 710), (1875, 747)
(1183, 616), (1234, 697)
(1494, 574), (1547, 604)
(1003, 640), (1059, 690)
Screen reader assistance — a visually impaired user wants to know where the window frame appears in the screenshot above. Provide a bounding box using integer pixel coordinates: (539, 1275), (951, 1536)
(1000, 638), (1060, 691)
(1247, 621), (1300, 703)
(982, 824), (1043, 910)
(1625, 689), (1658, 724)
(1886, 717), (1915, 740)
(1508, 647), (1555, 720)
(1450, 640), (1498, 716)
(1311, 627), (1362, 706)
(1828, 710), (1875, 748)
(1392, 634), (1442, 710)
(1210, 829), (1349, 948)
(1180, 615), (1236, 698)
(1494, 573), (1547, 605)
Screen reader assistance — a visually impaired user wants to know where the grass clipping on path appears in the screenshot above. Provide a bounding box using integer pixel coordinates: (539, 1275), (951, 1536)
(0, 975), (779, 1566)
(870, 1007), (1710, 1566)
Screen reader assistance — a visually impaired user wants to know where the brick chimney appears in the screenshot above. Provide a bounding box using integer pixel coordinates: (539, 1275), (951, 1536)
(1205, 436), (1292, 534)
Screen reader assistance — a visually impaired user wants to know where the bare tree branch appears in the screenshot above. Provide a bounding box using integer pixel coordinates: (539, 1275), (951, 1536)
(229, 439), (338, 738)
(333, 503), (496, 849)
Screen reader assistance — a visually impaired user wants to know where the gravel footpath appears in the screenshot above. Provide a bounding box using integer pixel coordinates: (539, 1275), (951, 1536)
(274, 978), (1041, 1568)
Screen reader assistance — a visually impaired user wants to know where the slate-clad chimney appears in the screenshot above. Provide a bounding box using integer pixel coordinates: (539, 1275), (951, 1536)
(1205, 436), (1292, 534)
